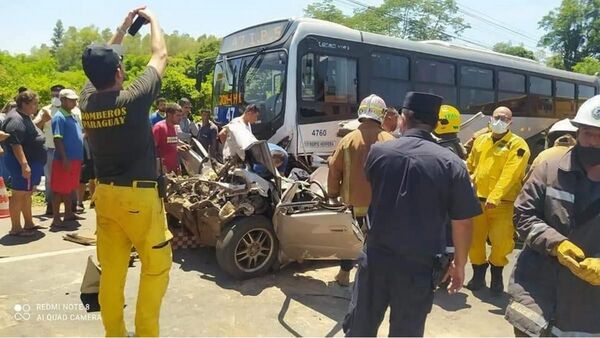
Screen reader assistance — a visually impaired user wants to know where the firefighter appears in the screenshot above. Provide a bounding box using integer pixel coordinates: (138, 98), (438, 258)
(466, 106), (531, 294)
(79, 8), (171, 336)
(328, 94), (394, 286)
(433, 104), (467, 160)
(506, 95), (600, 336)
(529, 118), (578, 174)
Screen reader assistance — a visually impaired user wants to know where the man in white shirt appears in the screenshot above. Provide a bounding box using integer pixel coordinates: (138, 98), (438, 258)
(33, 84), (64, 215)
(218, 104), (259, 160)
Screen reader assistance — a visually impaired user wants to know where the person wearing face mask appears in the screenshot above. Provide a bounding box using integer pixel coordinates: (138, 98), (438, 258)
(465, 106), (530, 295)
(505, 95), (600, 337)
(33, 84), (65, 216)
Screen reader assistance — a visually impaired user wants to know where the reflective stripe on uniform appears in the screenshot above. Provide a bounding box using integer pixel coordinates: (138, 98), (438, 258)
(342, 147), (351, 203)
(507, 301), (549, 331)
(546, 186), (575, 203)
(526, 223), (551, 246)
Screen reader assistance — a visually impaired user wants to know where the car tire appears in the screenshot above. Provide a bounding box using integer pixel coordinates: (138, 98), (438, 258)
(216, 215), (279, 280)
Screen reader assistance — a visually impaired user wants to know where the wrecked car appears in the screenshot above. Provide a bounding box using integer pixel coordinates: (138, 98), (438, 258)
(165, 124), (363, 279)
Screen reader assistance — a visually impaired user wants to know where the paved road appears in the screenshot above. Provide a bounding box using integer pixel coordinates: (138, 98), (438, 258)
(0, 206), (516, 336)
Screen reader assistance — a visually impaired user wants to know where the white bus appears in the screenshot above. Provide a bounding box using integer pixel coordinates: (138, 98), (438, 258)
(200, 18), (599, 164)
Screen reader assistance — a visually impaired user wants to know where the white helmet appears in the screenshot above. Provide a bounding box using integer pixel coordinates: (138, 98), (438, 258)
(572, 95), (600, 128)
(549, 118), (578, 135)
(358, 94), (386, 123)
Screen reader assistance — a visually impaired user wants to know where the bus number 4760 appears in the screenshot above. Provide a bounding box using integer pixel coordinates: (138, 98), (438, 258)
(311, 129), (327, 137)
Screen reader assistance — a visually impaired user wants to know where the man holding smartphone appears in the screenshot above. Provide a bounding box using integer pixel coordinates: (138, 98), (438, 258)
(78, 7), (170, 337)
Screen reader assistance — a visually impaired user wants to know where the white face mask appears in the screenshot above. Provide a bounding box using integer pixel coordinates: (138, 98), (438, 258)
(51, 97), (61, 107)
(490, 118), (509, 134)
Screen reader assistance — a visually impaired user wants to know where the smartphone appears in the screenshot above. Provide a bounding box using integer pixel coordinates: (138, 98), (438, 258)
(128, 15), (148, 36)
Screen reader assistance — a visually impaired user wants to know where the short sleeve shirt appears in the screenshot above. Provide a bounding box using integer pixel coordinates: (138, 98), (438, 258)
(38, 104), (60, 149)
(365, 129), (482, 256)
(198, 122), (218, 150)
(51, 109), (83, 161)
(1, 110), (47, 164)
(78, 66), (162, 181)
(149, 111), (165, 126)
(223, 117), (253, 159)
(152, 120), (179, 174)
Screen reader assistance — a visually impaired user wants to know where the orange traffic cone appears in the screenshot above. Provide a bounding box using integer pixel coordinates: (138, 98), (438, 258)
(0, 177), (9, 218)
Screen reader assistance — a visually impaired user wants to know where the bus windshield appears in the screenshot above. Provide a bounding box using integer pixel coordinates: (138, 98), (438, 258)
(213, 50), (287, 125)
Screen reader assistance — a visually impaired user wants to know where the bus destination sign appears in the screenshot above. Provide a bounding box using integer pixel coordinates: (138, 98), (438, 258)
(221, 21), (289, 53)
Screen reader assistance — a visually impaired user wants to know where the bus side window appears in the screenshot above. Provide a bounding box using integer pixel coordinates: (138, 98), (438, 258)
(529, 76), (553, 116)
(498, 71), (527, 115)
(555, 81), (575, 118)
(578, 84), (596, 108)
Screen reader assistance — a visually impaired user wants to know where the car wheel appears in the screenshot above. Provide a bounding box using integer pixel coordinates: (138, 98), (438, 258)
(216, 215), (279, 279)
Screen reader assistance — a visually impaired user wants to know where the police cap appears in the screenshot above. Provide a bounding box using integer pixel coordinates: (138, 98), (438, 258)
(402, 92), (444, 126)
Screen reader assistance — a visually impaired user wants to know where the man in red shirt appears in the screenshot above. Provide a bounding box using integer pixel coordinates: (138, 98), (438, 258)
(152, 103), (182, 174)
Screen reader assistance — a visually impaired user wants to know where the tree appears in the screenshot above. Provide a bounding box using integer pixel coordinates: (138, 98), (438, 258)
(304, 0), (348, 24)
(0, 24), (222, 112)
(538, 0), (600, 70)
(572, 56), (600, 75)
(51, 20), (64, 56)
(492, 42), (536, 60)
(304, 0), (470, 41)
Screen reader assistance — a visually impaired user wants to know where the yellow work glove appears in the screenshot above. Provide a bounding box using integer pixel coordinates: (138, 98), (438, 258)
(579, 258), (600, 286)
(556, 240), (585, 276)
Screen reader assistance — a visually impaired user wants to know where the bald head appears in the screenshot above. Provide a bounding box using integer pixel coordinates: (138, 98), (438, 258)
(493, 106), (513, 120)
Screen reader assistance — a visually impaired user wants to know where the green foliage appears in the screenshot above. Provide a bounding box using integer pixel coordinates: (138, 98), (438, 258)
(55, 26), (104, 71)
(572, 56), (600, 75)
(304, 0), (469, 40)
(0, 24), (221, 113)
(492, 42), (536, 60)
(304, 0), (348, 24)
(539, 0), (600, 70)
(51, 20), (64, 56)
(545, 54), (566, 69)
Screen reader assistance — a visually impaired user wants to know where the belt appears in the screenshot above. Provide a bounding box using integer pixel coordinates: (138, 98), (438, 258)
(97, 179), (158, 189)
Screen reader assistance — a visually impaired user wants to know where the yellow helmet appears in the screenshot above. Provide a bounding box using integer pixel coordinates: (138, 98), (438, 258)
(435, 105), (461, 135)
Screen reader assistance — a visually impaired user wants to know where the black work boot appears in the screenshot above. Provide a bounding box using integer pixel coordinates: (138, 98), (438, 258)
(466, 263), (489, 291)
(490, 265), (504, 295)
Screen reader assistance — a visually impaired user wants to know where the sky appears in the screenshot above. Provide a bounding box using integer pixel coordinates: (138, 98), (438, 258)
(0, 0), (562, 55)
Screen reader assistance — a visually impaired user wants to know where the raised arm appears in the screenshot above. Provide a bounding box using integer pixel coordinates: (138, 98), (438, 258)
(137, 9), (168, 76)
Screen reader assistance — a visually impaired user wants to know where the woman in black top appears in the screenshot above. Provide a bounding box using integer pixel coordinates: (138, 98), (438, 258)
(1, 90), (47, 236)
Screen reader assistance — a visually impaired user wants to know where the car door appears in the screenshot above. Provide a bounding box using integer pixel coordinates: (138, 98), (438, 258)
(273, 182), (364, 262)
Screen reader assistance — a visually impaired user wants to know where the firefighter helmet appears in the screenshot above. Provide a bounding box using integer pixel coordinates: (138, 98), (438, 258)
(434, 105), (461, 135)
(357, 94), (386, 123)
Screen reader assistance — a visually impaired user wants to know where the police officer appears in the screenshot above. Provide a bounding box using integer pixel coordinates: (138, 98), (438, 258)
(79, 7), (171, 337)
(506, 95), (600, 336)
(343, 92), (481, 337)
(466, 106), (530, 294)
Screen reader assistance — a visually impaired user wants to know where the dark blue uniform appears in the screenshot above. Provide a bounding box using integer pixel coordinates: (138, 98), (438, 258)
(343, 129), (481, 337)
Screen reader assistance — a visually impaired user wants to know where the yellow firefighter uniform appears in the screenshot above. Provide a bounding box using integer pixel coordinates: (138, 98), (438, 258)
(467, 131), (530, 266)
